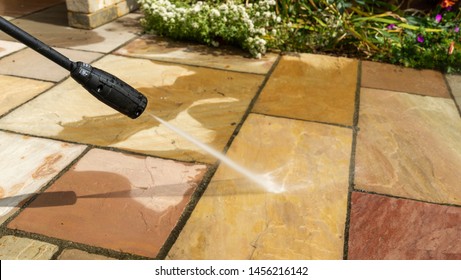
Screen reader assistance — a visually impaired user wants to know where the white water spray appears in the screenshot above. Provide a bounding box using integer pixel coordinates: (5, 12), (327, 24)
(150, 114), (284, 194)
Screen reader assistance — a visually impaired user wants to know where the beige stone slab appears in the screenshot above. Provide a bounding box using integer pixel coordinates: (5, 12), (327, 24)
(0, 235), (58, 260)
(0, 55), (263, 163)
(0, 47), (103, 82)
(114, 36), (278, 74)
(0, 40), (25, 58)
(168, 114), (352, 260)
(355, 88), (461, 205)
(0, 131), (87, 224)
(58, 248), (115, 260)
(253, 53), (358, 126)
(0, 4), (141, 53)
(0, 75), (53, 116)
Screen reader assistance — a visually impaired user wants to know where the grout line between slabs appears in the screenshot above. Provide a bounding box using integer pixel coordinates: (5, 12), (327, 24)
(251, 111), (355, 130)
(343, 60), (362, 260)
(353, 188), (461, 209)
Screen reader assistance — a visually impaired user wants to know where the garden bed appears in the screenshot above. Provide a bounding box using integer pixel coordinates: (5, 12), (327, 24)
(138, 0), (461, 73)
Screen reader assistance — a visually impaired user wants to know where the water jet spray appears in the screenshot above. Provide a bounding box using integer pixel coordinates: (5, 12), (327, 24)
(0, 16), (147, 119)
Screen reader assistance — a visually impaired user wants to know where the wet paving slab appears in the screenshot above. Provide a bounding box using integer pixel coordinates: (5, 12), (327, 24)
(0, 54), (264, 164)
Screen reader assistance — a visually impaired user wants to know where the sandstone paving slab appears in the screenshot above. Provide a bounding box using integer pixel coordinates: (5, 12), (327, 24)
(0, 40), (25, 58)
(355, 88), (461, 205)
(446, 74), (461, 112)
(0, 235), (58, 260)
(0, 75), (54, 116)
(0, 55), (264, 163)
(362, 60), (450, 98)
(58, 248), (115, 260)
(167, 114), (352, 260)
(0, 4), (141, 53)
(253, 53), (358, 126)
(0, 0), (64, 18)
(0, 47), (103, 82)
(0, 131), (86, 224)
(348, 192), (461, 259)
(114, 35), (278, 74)
(8, 148), (208, 258)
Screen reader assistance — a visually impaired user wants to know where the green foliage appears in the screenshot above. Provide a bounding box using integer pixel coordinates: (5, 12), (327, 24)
(138, 0), (461, 73)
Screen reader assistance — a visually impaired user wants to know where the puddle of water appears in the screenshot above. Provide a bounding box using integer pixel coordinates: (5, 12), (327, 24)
(150, 113), (285, 194)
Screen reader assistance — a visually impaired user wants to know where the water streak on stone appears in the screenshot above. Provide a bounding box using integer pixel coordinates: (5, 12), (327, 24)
(150, 114), (284, 194)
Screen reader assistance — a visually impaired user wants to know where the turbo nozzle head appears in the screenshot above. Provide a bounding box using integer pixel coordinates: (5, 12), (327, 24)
(70, 62), (147, 119)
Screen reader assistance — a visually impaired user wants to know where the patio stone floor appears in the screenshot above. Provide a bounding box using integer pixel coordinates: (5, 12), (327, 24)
(0, 2), (461, 260)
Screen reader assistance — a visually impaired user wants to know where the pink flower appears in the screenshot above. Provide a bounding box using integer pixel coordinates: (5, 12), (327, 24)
(417, 34), (424, 43)
(435, 14), (442, 23)
(387, 24), (396, 30)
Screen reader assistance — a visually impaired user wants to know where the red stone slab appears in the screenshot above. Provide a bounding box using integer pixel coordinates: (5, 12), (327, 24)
(361, 60), (450, 98)
(348, 192), (461, 260)
(8, 149), (207, 258)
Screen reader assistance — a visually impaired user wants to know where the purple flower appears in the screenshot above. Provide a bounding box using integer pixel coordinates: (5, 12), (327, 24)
(455, 26), (460, 33)
(387, 24), (396, 30)
(435, 14), (442, 23)
(417, 34), (424, 43)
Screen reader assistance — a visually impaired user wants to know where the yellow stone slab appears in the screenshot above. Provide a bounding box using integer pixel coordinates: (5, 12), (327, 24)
(168, 114), (352, 260)
(0, 55), (264, 163)
(253, 53), (358, 126)
(0, 75), (53, 116)
(355, 88), (461, 205)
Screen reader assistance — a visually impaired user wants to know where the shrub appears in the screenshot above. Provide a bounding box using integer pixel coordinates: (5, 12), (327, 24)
(138, 0), (282, 58)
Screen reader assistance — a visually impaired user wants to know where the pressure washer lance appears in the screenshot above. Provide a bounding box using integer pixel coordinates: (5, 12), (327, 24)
(0, 16), (147, 119)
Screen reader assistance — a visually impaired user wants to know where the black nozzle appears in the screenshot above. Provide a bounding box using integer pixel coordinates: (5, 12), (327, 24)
(70, 62), (147, 119)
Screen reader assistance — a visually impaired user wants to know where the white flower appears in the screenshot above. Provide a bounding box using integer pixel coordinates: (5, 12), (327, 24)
(211, 8), (220, 17)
